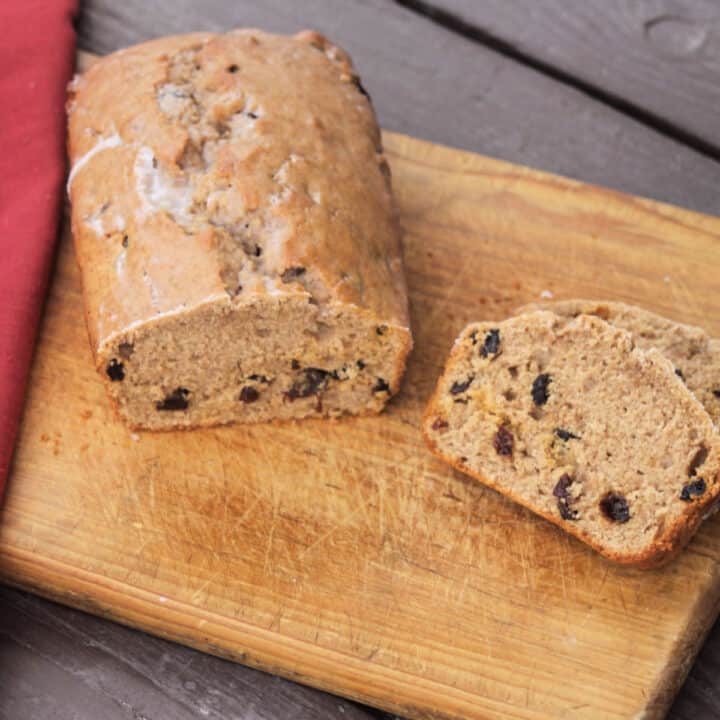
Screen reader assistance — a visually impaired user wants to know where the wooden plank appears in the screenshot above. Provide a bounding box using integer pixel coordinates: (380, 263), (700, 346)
(0, 587), (385, 720)
(74, 0), (720, 215)
(4, 122), (720, 719)
(421, 0), (720, 153)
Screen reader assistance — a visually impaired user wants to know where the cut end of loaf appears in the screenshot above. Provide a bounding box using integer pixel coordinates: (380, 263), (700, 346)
(423, 311), (720, 568)
(99, 293), (411, 430)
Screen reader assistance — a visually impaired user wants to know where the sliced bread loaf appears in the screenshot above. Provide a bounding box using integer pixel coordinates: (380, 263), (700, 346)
(517, 299), (720, 425)
(67, 30), (411, 429)
(423, 311), (720, 567)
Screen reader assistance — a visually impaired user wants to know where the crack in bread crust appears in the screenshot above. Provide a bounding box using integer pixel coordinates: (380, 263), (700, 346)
(67, 30), (413, 429)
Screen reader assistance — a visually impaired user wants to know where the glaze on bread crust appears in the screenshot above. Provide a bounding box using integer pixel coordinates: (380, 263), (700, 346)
(67, 30), (412, 429)
(423, 312), (720, 568)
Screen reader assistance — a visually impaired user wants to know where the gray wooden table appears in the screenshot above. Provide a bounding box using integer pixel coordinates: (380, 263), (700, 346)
(3, 1), (720, 718)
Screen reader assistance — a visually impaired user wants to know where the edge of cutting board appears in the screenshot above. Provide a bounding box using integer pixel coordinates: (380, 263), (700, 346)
(2, 48), (720, 720)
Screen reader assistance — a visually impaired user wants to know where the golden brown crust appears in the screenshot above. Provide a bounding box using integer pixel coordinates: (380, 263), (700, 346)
(67, 29), (410, 356)
(67, 30), (412, 428)
(422, 317), (720, 569)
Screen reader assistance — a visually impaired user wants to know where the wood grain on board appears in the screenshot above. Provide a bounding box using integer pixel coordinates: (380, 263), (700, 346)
(428, 0), (720, 151)
(3, 109), (720, 717)
(74, 0), (720, 214)
(5, 3), (720, 717)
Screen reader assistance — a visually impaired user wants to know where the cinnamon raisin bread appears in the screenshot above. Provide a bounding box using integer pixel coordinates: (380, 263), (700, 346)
(517, 299), (720, 425)
(423, 311), (720, 567)
(66, 30), (411, 430)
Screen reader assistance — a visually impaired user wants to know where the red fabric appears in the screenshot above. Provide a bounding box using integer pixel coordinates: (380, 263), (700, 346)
(0, 0), (78, 498)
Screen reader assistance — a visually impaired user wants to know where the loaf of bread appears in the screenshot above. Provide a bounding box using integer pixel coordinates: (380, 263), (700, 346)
(66, 30), (412, 429)
(517, 299), (720, 425)
(423, 311), (720, 567)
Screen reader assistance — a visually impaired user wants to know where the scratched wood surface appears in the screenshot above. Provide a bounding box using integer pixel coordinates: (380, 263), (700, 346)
(4, 2), (720, 718)
(2, 123), (720, 718)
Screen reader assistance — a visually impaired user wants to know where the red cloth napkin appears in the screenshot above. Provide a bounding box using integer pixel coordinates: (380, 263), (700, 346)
(0, 0), (79, 499)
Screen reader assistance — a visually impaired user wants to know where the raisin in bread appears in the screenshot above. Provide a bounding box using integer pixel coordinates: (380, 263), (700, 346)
(517, 299), (720, 425)
(423, 311), (720, 567)
(66, 30), (411, 430)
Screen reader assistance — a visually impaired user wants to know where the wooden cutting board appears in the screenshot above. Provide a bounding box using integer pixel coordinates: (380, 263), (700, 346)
(3, 72), (720, 718)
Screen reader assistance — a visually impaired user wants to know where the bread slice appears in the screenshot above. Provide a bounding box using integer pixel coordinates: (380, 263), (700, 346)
(517, 299), (720, 425)
(423, 311), (720, 567)
(67, 30), (411, 429)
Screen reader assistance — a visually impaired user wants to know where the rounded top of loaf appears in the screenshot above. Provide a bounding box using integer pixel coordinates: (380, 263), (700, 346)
(67, 29), (409, 351)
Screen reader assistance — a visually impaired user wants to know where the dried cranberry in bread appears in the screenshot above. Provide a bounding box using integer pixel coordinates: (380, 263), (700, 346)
(423, 311), (720, 567)
(66, 30), (411, 429)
